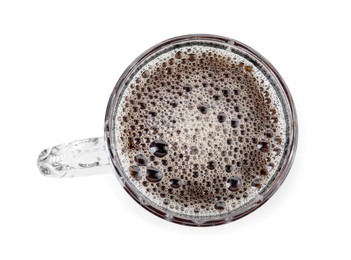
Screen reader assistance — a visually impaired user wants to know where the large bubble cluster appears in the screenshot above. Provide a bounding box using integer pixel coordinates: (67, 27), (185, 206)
(114, 44), (287, 217)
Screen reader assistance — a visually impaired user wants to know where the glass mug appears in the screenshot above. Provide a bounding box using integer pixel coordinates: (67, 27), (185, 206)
(37, 34), (297, 227)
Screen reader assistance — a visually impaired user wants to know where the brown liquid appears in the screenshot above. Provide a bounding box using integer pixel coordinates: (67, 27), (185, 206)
(114, 44), (287, 216)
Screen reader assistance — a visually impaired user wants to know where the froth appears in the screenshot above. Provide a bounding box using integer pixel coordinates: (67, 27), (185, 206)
(113, 43), (287, 217)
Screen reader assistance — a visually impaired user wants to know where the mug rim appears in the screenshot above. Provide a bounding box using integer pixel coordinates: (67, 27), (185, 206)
(104, 34), (298, 227)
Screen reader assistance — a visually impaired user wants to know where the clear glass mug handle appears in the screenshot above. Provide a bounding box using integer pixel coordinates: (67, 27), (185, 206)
(37, 137), (110, 178)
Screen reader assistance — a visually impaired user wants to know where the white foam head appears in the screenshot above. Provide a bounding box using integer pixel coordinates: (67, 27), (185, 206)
(111, 40), (289, 219)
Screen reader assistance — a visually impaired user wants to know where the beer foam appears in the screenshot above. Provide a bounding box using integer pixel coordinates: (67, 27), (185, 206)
(112, 43), (287, 217)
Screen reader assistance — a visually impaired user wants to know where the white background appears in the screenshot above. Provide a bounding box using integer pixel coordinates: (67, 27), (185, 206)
(0, 0), (350, 259)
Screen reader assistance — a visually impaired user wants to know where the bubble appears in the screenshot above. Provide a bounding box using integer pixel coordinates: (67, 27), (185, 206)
(190, 146), (199, 155)
(166, 67), (172, 75)
(274, 136), (282, 145)
(225, 165), (233, 173)
(146, 166), (163, 182)
(150, 140), (169, 157)
(258, 141), (269, 152)
(222, 88), (230, 97)
(213, 94), (221, 100)
(134, 154), (148, 166)
(142, 70), (150, 78)
(271, 117), (278, 124)
(129, 165), (142, 181)
(264, 131), (273, 139)
(188, 54), (196, 62)
(260, 169), (268, 176)
(170, 100), (178, 108)
(245, 65), (253, 72)
(183, 84), (192, 92)
(138, 101), (146, 109)
(231, 119), (239, 128)
(273, 148), (281, 156)
(233, 88), (241, 95)
(149, 111), (157, 117)
(207, 161), (218, 170)
(197, 104), (209, 114)
(217, 112), (226, 123)
(251, 178), (262, 188)
(175, 51), (182, 59)
(169, 178), (182, 188)
(226, 176), (242, 192)
(214, 201), (226, 211)
(192, 172), (199, 178)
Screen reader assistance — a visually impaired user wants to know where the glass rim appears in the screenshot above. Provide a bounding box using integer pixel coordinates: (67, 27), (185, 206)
(104, 34), (298, 227)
